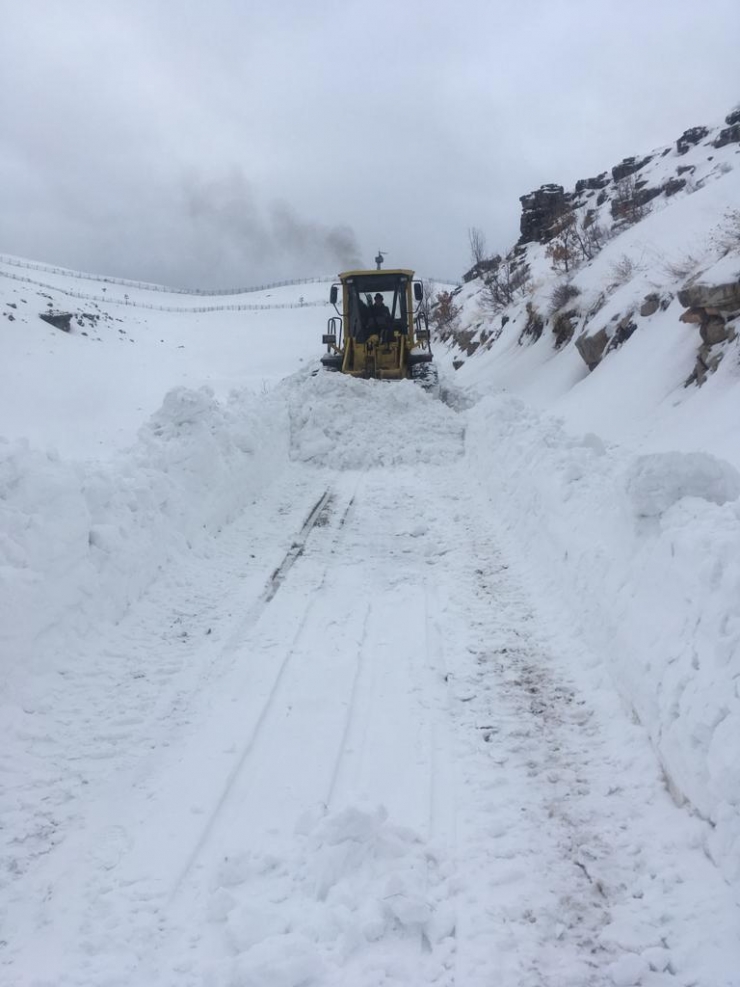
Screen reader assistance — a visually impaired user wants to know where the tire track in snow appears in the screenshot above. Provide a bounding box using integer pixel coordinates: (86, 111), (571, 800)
(421, 579), (459, 979)
(323, 601), (372, 810)
(423, 581), (459, 849)
(262, 489), (334, 603)
(168, 483), (354, 900)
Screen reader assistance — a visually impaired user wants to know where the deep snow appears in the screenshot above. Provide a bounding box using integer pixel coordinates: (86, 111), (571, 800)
(1, 224), (740, 985)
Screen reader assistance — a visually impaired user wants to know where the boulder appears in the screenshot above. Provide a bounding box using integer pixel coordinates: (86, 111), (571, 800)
(640, 294), (660, 318)
(679, 307), (704, 324)
(677, 281), (740, 312)
(575, 327), (609, 370)
(700, 315), (730, 347)
(724, 107), (740, 127)
(39, 311), (72, 332)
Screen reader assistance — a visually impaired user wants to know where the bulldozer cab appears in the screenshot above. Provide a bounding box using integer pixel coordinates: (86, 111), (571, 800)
(347, 277), (408, 343)
(322, 268), (432, 380)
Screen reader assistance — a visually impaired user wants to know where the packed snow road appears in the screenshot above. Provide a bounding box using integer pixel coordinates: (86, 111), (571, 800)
(1, 374), (737, 986)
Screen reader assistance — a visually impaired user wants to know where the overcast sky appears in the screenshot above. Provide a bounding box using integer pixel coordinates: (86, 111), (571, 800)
(2, 0), (738, 287)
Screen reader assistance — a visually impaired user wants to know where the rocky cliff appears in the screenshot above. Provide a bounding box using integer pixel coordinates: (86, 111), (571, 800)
(439, 105), (740, 389)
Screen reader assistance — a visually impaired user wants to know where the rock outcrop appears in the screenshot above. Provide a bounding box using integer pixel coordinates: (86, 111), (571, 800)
(662, 177), (686, 197)
(678, 281), (740, 312)
(575, 173), (609, 193)
(713, 124), (740, 149)
(462, 256), (502, 284)
(676, 126), (709, 155)
(610, 183), (662, 222)
(611, 156), (652, 182)
(678, 279), (740, 385)
(518, 185), (567, 245)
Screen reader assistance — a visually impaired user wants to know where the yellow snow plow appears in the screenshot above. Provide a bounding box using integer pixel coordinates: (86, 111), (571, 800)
(321, 268), (434, 382)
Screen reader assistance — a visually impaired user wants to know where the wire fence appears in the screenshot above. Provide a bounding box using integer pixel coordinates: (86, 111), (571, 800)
(0, 255), (461, 318)
(0, 255), (460, 292)
(0, 254), (335, 297)
(0, 269), (330, 313)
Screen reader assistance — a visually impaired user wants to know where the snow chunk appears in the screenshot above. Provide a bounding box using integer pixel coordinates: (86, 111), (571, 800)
(230, 933), (324, 987)
(207, 805), (450, 982)
(608, 953), (650, 986)
(625, 451), (740, 518)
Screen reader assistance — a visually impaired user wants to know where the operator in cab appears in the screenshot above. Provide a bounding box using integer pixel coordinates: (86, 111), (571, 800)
(369, 292), (392, 340)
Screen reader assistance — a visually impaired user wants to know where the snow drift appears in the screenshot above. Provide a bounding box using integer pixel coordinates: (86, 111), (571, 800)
(0, 385), (288, 686)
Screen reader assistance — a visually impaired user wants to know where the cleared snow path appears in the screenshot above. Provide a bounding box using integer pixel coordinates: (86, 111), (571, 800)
(2, 381), (738, 986)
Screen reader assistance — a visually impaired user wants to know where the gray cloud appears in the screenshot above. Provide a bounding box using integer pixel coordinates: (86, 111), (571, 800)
(1, 0), (738, 286)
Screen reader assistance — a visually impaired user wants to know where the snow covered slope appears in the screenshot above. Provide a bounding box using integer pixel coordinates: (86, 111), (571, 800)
(0, 256), (334, 457)
(444, 112), (740, 467)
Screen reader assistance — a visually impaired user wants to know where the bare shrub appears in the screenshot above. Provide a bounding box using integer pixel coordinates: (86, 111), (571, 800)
(575, 213), (610, 259)
(583, 292), (607, 326)
(712, 209), (740, 255)
(549, 281), (581, 315)
(419, 278), (437, 323)
(608, 254), (640, 289)
(545, 212), (580, 274)
(482, 255), (531, 312)
(612, 175), (653, 226)
(545, 206), (610, 274)
(468, 227), (488, 267)
(430, 290), (461, 342)
(661, 253), (701, 281)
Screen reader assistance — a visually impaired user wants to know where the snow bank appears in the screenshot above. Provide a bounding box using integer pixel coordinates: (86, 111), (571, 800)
(0, 385), (288, 681)
(288, 371), (464, 469)
(626, 451), (740, 517)
(466, 395), (740, 884)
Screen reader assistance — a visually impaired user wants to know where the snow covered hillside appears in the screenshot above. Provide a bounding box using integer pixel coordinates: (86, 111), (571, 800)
(0, 256), (334, 457)
(444, 109), (740, 467)
(1, 118), (740, 984)
(439, 109), (740, 888)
